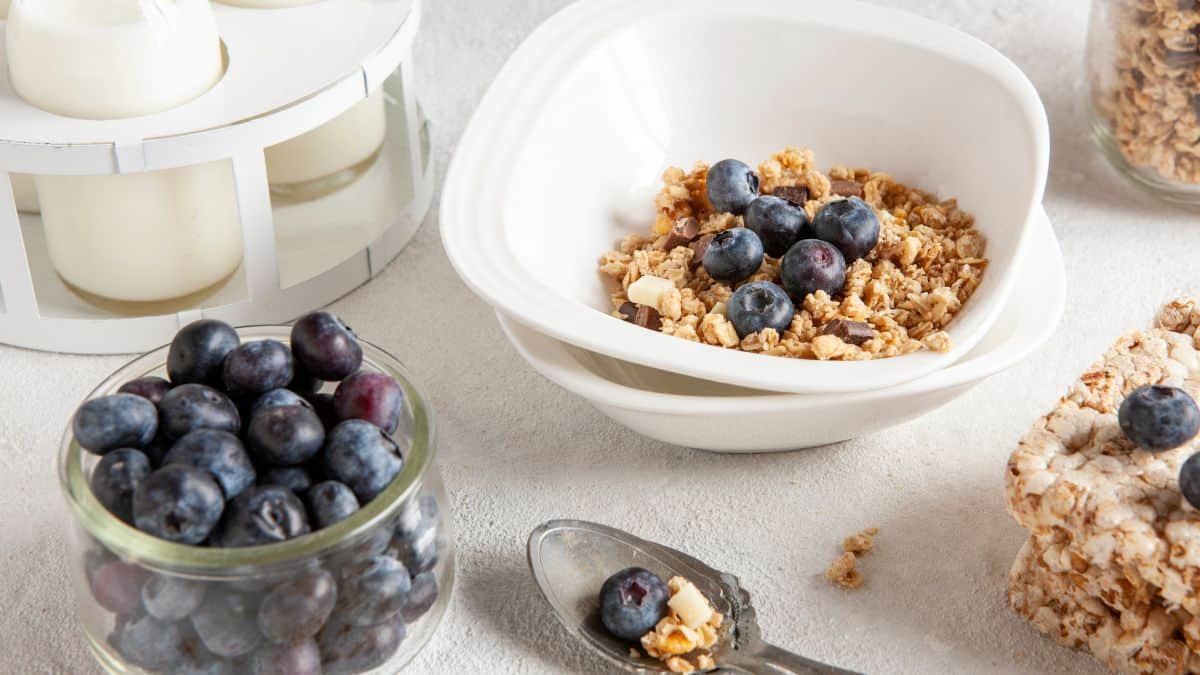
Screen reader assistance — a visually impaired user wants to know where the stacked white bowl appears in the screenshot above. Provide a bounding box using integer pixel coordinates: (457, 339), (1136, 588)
(442, 0), (1057, 452)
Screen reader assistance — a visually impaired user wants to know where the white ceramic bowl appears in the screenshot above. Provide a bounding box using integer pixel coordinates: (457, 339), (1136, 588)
(442, 0), (1049, 395)
(497, 207), (1063, 453)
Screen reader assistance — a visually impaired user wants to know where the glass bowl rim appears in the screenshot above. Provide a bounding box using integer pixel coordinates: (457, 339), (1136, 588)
(57, 324), (437, 576)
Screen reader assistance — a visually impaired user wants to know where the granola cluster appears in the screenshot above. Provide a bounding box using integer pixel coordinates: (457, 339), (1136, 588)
(1093, 0), (1200, 184)
(637, 576), (723, 674)
(825, 527), (879, 590)
(598, 148), (987, 361)
(1005, 298), (1200, 673)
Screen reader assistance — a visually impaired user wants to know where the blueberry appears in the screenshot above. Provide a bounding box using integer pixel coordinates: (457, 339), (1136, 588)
(744, 195), (810, 258)
(143, 433), (172, 468)
(113, 613), (190, 670)
(706, 159), (760, 215)
(1119, 385), (1200, 451)
(702, 227), (764, 285)
(390, 517), (438, 576)
(287, 362), (324, 396)
(811, 197), (881, 262)
(160, 384), (241, 441)
(335, 556), (412, 626)
(318, 614), (406, 674)
(191, 590), (263, 658)
(401, 572), (439, 624)
(141, 574), (206, 621)
(251, 639), (321, 675)
(261, 466), (314, 495)
(290, 312), (363, 381)
(246, 405), (325, 467)
(176, 649), (239, 675)
(90, 449), (152, 523)
(223, 339), (294, 397)
(168, 319), (241, 386)
(73, 394), (158, 455)
(780, 239), (847, 301)
(132, 465), (225, 545)
(257, 570), (338, 644)
(118, 376), (171, 406)
(250, 388), (312, 420)
(1181, 453), (1200, 509)
(164, 429), (257, 500)
(304, 481), (359, 529)
(213, 485), (311, 548)
(395, 495), (438, 540)
(598, 567), (669, 641)
(333, 372), (405, 434)
(89, 559), (147, 615)
(726, 281), (795, 338)
(324, 420), (404, 503)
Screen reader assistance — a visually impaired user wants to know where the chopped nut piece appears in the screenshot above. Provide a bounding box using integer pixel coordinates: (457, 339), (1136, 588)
(663, 217), (700, 251)
(825, 552), (864, 589)
(771, 185), (809, 206)
(628, 275), (676, 310)
(829, 180), (864, 198)
(823, 319), (874, 346)
(667, 577), (714, 629)
(843, 527), (879, 554)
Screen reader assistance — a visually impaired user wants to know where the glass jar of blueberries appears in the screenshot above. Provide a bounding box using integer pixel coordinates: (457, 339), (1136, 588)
(57, 315), (452, 674)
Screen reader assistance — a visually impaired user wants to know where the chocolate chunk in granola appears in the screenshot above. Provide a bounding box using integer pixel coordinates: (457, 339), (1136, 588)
(618, 302), (638, 322)
(688, 234), (714, 270)
(1165, 48), (1200, 69)
(829, 180), (864, 198)
(823, 319), (874, 346)
(634, 306), (662, 331)
(662, 217), (700, 251)
(771, 185), (810, 206)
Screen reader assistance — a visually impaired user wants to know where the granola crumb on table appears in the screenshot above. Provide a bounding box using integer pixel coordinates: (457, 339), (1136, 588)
(825, 527), (879, 590)
(598, 148), (988, 361)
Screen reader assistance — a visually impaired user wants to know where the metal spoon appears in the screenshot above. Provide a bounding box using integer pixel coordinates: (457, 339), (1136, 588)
(527, 520), (861, 675)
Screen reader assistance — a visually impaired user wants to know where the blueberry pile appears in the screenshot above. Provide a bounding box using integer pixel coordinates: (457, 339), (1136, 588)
(703, 159), (881, 339)
(1117, 385), (1200, 509)
(73, 313), (442, 674)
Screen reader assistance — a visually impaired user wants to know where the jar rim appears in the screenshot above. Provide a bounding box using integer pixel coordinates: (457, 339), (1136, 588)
(57, 325), (437, 576)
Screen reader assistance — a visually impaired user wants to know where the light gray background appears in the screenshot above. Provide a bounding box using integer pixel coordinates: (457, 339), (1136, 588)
(0, 0), (1185, 672)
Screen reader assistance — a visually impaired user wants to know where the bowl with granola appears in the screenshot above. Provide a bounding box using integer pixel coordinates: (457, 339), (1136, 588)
(498, 208), (1064, 452)
(441, 0), (1049, 394)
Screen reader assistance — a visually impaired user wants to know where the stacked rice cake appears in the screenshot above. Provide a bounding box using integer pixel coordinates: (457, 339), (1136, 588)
(1005, 298), (1200, 674)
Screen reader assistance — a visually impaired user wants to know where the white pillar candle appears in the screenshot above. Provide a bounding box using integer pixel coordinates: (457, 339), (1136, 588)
(5, 0), (244, 302)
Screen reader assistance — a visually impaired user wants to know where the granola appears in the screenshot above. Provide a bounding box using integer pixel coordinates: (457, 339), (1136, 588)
(598, 148), (987, 361)
(1004, 298), (1200, 671)
(1093, 0), (1200, 184)
(825, 527), (879, 589)
(640, 576), (724, 674)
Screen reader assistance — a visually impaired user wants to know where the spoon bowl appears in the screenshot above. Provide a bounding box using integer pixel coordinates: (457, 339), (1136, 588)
(527, 520), (859, 674)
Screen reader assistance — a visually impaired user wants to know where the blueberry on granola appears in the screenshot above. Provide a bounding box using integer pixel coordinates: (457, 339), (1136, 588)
(727, 281), (795, 339)
(599, 567), (669, 641)
(812, 197), (880, 262)
(780, 239), (847, 301)
(1118, 385), (1200, 451)
(702, 228), (764, 284)
(1181, 453), (1200, 509)
(745, 195), (810, 257)
(706, 159), (759, 215)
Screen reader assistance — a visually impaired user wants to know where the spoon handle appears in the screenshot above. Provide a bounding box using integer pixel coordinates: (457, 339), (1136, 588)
(719, 643), (862, 675)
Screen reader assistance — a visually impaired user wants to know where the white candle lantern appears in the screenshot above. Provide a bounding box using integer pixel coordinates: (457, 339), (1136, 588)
(0, 0), (431, 354)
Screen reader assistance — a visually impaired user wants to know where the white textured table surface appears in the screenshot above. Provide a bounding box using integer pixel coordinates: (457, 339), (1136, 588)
(0, 0), (1191, 673)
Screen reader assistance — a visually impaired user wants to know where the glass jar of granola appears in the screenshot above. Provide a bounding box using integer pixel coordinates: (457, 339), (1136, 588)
(1088, 0), (1200, 203)
(57, 327), (453, 674)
